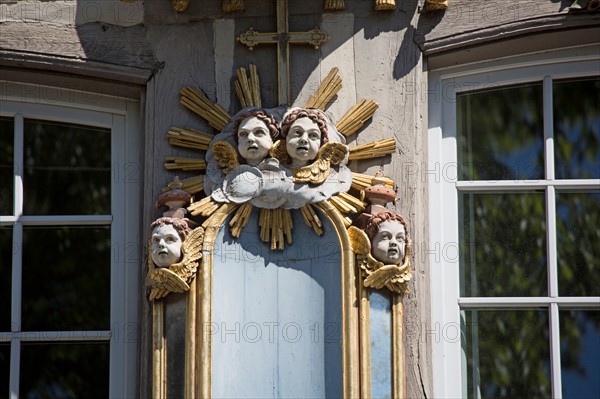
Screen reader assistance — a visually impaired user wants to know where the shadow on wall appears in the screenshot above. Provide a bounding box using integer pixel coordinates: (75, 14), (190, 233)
(73, 0), (156, 71)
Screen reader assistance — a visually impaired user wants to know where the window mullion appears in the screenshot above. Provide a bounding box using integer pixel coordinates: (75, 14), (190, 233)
(10, 113), (24, 399)
(544, 75), (562, 398)
(549, 303), (562, 398)
(543, 75), (558, 296)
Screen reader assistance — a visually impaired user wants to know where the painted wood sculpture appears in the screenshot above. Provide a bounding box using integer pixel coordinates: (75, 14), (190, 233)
(148, 67), (410, 397)
(147, 178), (204, 300)
(350, 174), (412, 295)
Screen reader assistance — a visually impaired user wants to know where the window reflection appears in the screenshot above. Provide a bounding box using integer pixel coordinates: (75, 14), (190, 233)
(457, 84), (544, 181)
(23, 119), (111, 215)
(463, 309), (550, 398)
(21, 226), (111, 331)
(0, 227), (12, 332)
(459, 193), (547, 297)
(0, 343), (9, 395)
(20, 342), (109, 398)
(556, 192), (600, 297)
(0, 117), (14, 215)
(554, 78), (600, 179)
(560, 310), (600, 399)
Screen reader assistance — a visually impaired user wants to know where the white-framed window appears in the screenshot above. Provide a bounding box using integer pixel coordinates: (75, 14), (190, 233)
(428, 46), (600, 398)
(0, 82), (140, 398)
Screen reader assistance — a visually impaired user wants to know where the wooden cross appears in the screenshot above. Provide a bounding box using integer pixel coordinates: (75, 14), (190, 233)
(237, 0), (329, 106)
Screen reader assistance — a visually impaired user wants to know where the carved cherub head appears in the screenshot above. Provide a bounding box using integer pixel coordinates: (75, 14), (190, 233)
(232, 109), (279, 166)
(364, 211), (411, 265)
(280, 108), (329, 168)
(150, 217), (192, 268)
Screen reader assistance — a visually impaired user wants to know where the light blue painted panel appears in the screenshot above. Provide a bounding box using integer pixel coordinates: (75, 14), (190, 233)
(212, 208), (343, 398)
(369, 289), (393, 399)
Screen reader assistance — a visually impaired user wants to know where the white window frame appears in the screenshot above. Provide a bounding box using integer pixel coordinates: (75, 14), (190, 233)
(0, 82), (140, 398)
(428, 45), (600, 398)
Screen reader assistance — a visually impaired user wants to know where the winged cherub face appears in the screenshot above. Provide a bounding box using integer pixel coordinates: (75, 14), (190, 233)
(371, 220), (406, 265)
(237, 116), (274, 166)
(151, 224), (183, 267)
(285, 117), (321, 167)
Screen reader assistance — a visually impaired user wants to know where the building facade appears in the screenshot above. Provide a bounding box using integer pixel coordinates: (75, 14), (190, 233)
(1, 0), (598, 397)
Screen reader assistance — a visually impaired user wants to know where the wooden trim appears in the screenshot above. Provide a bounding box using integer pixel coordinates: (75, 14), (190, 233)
(425, 18), (600, 71)
(185, 279), (197, 399)
(0, 50), (153, 99)
(422, 13), (600, 56)
(392, 298), (406, 398)
(358, 283), (372, 398)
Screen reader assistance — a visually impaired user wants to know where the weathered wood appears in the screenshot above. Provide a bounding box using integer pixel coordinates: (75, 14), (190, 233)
(420, 0), (565, 42)
(0, 22), (156, 70)
(420, 12), (600, 54)
(427, 25), (600, 70)
(0, 0), (143, 26)
(214, 18), (236, 113)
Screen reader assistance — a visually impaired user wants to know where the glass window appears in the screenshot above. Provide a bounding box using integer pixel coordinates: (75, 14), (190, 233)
(23, 120), (111, 215)
(556, 192), (600, 297)
(560, 310), (600, 399)
(21, 226), (111, 331)
(553, 78), (600, 180)
(430, 53), (599, 399)
(459, 193), (547, 297)
(457, 84), (544, 181)
(2, 91), (139, 397)
(0, 227), (13, 332)
(20, 342), (110, 398)
(0, 117), (14, 215)
(463, 310), (551, 398)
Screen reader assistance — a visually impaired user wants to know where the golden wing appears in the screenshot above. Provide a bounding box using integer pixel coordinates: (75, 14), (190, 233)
(363, 254), (413, 294)
(322, 142), (348, 165)
(269, 139), (290, 165)
(212, 140), (239, 174)
(385, 266), (413, 294)
(347, 226), (381, 274)
(169, 226), (204, 284)
(294, 142), (349, 184)
(147, 267), (190, 300)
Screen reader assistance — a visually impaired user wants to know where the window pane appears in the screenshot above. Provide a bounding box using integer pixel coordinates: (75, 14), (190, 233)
(20, 342), (109, 398)
(0, 342), (9, 395)
(560, 310), (600, 399)
(457, 84), (544, 181)
(556, 192), (600, 296)
(0, 117), (13, 215)
(459, 193), (547, 297)
(23, 119), (111, 215)
(463, 309), (551, 398)
(554, 78), (600, 179)
(369, 289), (392, 399)
(21, 226), (110, 331)
(0, 227), (12, 331)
